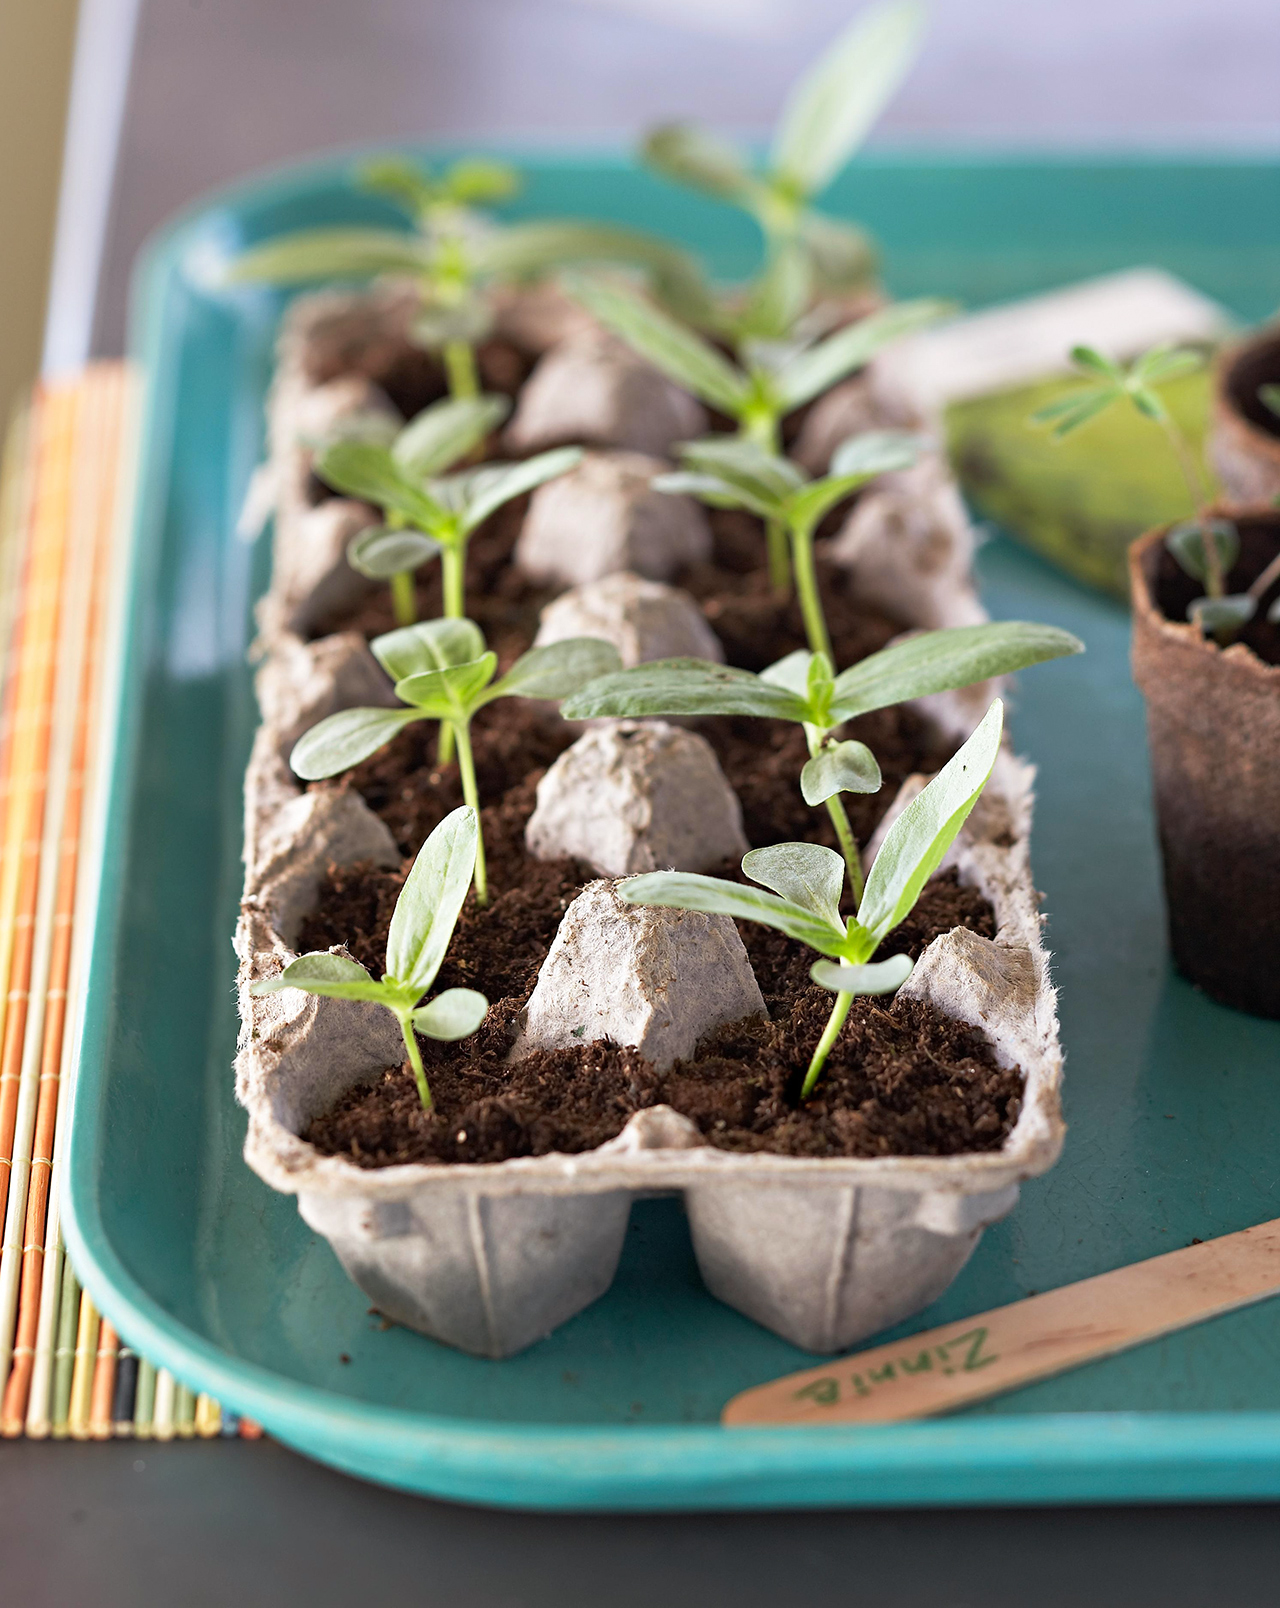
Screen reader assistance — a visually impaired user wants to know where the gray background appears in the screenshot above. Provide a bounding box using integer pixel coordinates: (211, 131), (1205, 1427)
(97, 0), (1280, 351)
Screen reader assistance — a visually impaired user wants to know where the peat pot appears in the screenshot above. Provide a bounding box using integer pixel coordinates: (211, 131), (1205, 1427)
(1211, 328), (1280, 504)
(1129, 517), (1280, 1018)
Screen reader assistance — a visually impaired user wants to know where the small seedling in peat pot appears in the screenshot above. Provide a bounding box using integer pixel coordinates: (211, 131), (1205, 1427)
(1034, 344), (1280, 639)
(640, 0), (926, 337)
(655, 431), (922, 641)
(290, 619), (622, 905)
(252, 806), (486, 1111)
(568, 272), (947, 459)
(226, 153), (711, 399)
(316, 416), (580, 627)
(563, 620), (1082, 900)
(622, 699), (1005, 1097)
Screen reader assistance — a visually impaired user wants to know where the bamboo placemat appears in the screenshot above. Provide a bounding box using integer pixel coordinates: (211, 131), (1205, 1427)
(0, 365), (259, 1441)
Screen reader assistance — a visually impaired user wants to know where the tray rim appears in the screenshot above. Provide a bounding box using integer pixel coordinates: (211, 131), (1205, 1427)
(61, 147), (1280, 1509)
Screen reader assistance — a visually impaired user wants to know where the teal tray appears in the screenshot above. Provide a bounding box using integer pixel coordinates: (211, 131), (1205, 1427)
(64, 152), (1280, 1509)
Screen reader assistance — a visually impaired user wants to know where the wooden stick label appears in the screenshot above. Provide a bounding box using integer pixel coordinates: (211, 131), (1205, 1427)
(722, 1218), (1280, 1427)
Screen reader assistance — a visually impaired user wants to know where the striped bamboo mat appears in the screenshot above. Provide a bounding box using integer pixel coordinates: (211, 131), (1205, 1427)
(0, 364), (258, 1442)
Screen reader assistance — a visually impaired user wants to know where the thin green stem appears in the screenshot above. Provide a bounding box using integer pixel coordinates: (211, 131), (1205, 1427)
(764, 516), (791, 597)
(801, 990), (854, 1101)
(790, 520), (833, 661)
(453, 720), (488, 905)
(441, 543), (465, 618)
(1158, 414), (1224, 596)
(436, 722), (455, 767)
(390, 569), (416, 626)
(825, 795), (865, 907)
(443, 340), (479, 401)
(398, 1011), (432, 1110)
(741, 407), (781, 455)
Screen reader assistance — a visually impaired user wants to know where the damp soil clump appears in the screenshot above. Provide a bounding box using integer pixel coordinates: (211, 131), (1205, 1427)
(301, 866), (1012, 1168)
(1150, 513), (1280, 667)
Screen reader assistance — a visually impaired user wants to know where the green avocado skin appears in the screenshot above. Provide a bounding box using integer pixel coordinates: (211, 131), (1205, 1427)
(946, 369), (1211, 601)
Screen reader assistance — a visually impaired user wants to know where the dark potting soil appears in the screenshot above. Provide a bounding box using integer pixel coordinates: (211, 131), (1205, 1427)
(1151, 513), (1280, 667)
(302, 867), (1012, 1168)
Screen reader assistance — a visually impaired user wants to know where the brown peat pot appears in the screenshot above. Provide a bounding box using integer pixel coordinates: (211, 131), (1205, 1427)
(1211, 329), (1280, 504)
(1129, 515), (1280, 1018)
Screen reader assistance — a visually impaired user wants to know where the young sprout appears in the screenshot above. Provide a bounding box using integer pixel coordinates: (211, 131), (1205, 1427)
(225, 153), (713, 399)
(316, 419), (580, 627)
(568, 273), (947, 458)
(562, 621), (1082, 902)
(640, 0), (927, 338)
(290, 619), (621, 906)
(251, 805), (487, 1112)
(1034, 345), (1280, 640)
(314, 392), (509, 625)
(655, 431), (922, 643)
(621, 699), (1006, 1098)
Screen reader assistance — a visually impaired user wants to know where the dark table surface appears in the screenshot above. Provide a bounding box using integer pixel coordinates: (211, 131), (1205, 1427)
(5, 1439), (1279, 1605)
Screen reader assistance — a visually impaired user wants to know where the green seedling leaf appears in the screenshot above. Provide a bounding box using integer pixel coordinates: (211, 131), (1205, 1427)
(223, 228), (429, 286)
(1188, 593), (1256, 634)
(560, 659), (808, 722)
(810, 952), (914, 996)
(618, 871), (844, 955)
(392, 394), (510, 479)
(1030, 386), (1116, 437)
(347, 527), (440, 581)
(801, 739), (882, 804)
(359, 155), (440, 217)
(443, 157), (520, 205)
(315, 441), (441, 528)
(566, 276), (751, 415)
(771, 0), (926, 198)
(487, 638), (622, 701)
(828, 428), (923, 478)
(474, 221), (712, 321)
(741, 842), (846, 932)
(290, 706), (424, 780)
(412, 987), (490, 1041)
(453, 447), (583, 532)
(830, 621), (1083, 721)
(1068, 344), (1123, 379)
(371, 618), (487, 681)
(386, 806), (479, 995)
(1132, 344), (1206, 385)
(676, 440), (802, 514)
(651, 471), (745, 509)
(1166, 518), (1239, 586)
(774, 298), (950, 409)
(250, 950), (387, 1003)
(641, 122), (756, 203)
(395, 653), (499, 715)
(1260, 383), (1280, 421)
(856, 699), (1004, 947)
(758, 648), (814, 698)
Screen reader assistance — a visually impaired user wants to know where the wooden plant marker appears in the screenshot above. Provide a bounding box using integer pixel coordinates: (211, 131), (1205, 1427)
(722, 1218), (1280, 1427)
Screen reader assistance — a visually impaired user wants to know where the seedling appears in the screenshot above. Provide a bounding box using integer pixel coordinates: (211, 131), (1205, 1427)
(316, 420), (580, 627)
(291, 619), (621, 905)
(251, 805), (487, 1111)
(562, 620), (1082, 901)
(655, 432), (921, 642)
(621, 699), (1005, 1097)
(311, 392), (507, 624)
(226, 153), (711, 399)
(569, 273), (947, 457)
(1035, 345), (1280, 639)
(640, 0), (927, 338)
